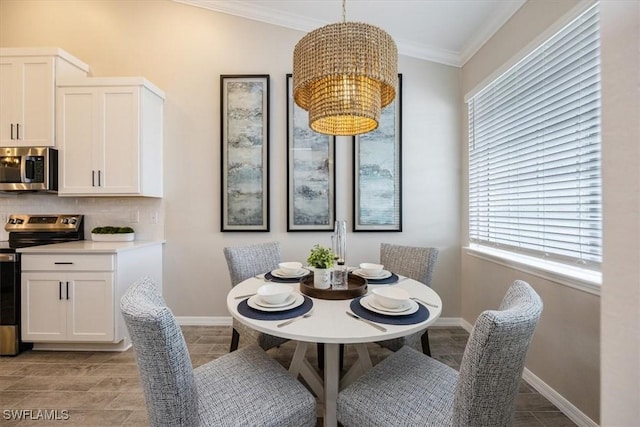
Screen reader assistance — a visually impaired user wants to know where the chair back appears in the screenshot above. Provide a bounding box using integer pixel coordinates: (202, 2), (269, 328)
(223, 241), (282, 286)
(380, 243), (439, 286)
(453, 280), (543, 426)
(120, 277), (197, 427)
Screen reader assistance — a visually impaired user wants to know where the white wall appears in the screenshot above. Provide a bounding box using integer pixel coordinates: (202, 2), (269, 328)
(460, 0), (601, 424)
(0, 0), (461, 318)
(600, 1), (640, 425)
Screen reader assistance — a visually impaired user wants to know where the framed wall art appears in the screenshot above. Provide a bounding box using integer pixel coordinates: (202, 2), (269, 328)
(286, 74), (336, 231)
(220, 75), (270, 231)
(353, 74), (402, 232)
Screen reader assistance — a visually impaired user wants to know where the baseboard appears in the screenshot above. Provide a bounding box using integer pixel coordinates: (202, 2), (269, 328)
(522, 368), (599, 427)
(459, 318), (598, 427)
(433, 317), (464, 327)
(176, 316), (232, 326)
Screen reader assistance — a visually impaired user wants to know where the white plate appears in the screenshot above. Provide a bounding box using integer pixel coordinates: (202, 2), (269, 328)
(271, 268), (310, 279)
(353, 269), (392, 280)
(247, 293), (304, 312)
(360, 295), (419, 316)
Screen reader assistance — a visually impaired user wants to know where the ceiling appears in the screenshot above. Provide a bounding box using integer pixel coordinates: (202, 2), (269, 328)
(173, 0), (526, 67)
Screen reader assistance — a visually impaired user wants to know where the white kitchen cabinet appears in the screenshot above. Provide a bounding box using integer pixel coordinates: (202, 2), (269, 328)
(19, 242), (163, 351)
(57, 78), (164, 197)
(21, 271), (114, 342)
(0, 48), (88, 147)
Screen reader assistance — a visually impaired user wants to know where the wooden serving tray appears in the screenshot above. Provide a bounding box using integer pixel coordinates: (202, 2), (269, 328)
(299, 273), (367, 300)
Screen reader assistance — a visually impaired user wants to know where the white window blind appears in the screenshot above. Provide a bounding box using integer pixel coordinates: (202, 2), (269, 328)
(468, 4), (601, 269)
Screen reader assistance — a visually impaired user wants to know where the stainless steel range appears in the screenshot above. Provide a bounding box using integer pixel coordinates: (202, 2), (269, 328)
(0, 214), (84, 355)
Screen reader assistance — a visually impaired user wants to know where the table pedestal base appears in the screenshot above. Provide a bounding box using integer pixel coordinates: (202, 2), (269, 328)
(289, 342), (373, 427)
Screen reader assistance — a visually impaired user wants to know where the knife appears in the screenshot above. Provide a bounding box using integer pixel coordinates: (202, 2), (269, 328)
(346, 311), (387, 332)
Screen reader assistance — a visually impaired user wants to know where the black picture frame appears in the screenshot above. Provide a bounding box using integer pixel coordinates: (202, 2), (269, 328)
(353, 74), (402, 232)
(220, 75), (270, 231)
(286, 74), (336, 231)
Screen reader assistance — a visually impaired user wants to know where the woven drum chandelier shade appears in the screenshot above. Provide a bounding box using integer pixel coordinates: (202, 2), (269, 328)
(293, 11), (397, 136)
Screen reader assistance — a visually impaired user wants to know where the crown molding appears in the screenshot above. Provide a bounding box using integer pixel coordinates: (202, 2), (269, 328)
(173, 0), (524, 68)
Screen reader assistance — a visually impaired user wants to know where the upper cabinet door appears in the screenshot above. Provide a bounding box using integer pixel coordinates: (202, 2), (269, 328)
(57, 87), (97, 194)
(57, 78), (164, 197)
(0, 48), (89, 148)
(0, 57), (55, 147)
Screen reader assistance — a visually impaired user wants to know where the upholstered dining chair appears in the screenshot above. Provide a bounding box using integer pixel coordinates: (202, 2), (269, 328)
(223, 241), (288, 352)
(121, 277), (317, 427)
(377, 243), (439, 355)
(337, 280), (543, 427)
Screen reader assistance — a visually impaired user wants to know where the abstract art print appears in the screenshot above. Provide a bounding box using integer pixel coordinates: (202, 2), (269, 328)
(353, 74), (402, 232)
(286, 74), (336, 231)
(220, 75), (269, 231)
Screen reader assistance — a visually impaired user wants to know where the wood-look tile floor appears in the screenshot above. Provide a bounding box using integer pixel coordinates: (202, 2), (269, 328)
(0, 326), (576, 426)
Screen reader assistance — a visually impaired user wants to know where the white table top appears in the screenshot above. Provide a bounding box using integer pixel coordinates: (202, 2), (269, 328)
(227, 275), (442, 344)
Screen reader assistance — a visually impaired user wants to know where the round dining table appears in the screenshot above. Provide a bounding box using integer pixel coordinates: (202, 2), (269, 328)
(226, 272), (442, 427)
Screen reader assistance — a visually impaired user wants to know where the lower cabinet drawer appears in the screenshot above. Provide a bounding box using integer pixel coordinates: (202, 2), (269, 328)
(22, 255), (115, 271)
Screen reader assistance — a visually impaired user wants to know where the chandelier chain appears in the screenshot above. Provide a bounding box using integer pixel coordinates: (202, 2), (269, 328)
(342, 0), (346, 23)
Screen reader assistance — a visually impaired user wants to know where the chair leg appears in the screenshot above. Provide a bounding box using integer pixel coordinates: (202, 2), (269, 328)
(421, 329), (431, 356)
(318, 343), (345, 371)
(230, 328), (240, 352)
(317, 343), (324, 370)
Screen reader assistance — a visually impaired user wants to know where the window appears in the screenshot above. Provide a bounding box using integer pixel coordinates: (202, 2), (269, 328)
(467, 4), (601, 272)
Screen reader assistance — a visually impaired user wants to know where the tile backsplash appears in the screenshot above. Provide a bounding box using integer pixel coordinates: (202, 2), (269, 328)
(0, 193), (164, 241)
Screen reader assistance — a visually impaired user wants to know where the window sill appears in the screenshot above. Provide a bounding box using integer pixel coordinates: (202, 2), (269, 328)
(464, 244), (601, 296)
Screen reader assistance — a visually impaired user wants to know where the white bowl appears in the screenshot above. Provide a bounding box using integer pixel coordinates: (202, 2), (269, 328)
(278, 261), (303, 275)
(257, 284), (293, 305)
(372, 287), (410, 309)
(359, 263), (384, 276)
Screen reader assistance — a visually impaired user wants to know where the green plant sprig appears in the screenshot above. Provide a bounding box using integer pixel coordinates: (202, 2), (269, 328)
(91, 226), (135, 234)
(307, 244), (335, 269)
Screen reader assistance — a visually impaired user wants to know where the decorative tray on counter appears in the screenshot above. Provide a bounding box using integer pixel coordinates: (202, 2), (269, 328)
(91, 233), (135, 242)
(299, 273), (367, 300)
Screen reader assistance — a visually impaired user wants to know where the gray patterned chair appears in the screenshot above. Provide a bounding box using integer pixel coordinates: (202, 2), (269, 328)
(378, 243), (439, 355)
(121, 277), (317, 427)
(337, 280), (543, 427)
(223, 242), (288, 352)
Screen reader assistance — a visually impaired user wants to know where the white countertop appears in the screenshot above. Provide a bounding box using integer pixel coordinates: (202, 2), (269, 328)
(17, 240), (165, 254)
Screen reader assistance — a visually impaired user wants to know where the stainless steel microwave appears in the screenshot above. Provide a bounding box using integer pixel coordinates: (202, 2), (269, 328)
(0, 147), (58, 192)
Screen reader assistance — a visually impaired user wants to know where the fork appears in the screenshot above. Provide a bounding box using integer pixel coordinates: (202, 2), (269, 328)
(276, 310), (314, 328)
(346, 311), (387, 332)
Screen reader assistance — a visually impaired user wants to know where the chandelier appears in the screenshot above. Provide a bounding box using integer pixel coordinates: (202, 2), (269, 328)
(292, 0), (397, 136)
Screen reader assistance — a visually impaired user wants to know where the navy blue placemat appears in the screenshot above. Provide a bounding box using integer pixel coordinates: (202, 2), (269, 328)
(350, 296), (429, 325)
(238, 295), (313, 321)
(265, 271), (307, 283)
(353, 272), (399, 285)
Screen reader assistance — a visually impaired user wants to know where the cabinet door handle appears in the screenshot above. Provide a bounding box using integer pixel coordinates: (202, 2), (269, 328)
(98, 170), (101, 187)
(59, 282), (63, 300)
(10, 123), (14, 140)
(92, 170), (95, 187)
(54, 262), (73, 265)
(16, 123), (20, 140)
(66, 282), (70, 300)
